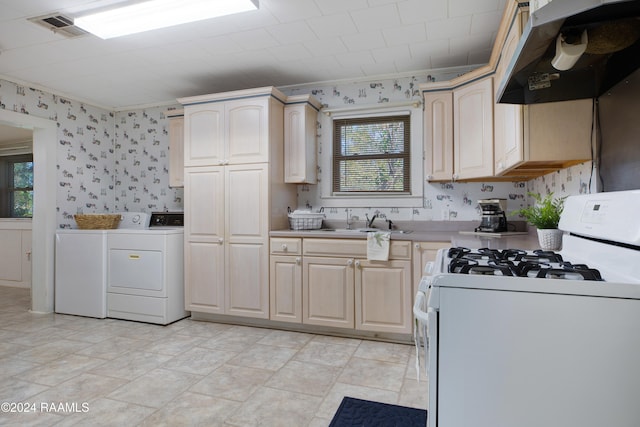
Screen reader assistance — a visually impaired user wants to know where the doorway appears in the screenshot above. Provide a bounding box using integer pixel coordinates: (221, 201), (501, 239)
(0, 109), (57, 313)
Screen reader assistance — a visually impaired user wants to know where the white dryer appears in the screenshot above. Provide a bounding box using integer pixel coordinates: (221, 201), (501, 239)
(106, 225), (188, 325)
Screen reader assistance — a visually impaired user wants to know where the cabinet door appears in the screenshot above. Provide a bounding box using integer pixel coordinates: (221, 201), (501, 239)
(184, 166), (225, 243)
(454, 78), (494, 180)
(303, 256), (355, 329)
(412, 242), (450, 297)
(226, 164), (268, 244)
(423, 91), (454, 181)
(225, 163), (269, 318)
(168, 116), (184, 187)
(226, 98), (269, 164)
(494, 102), (524, 174)
(184, 104), (225, 166)
(270, 255), (302, 323)
(355, 259), (412, 334)
(0, 230), (23, 282)
(495, 10), (525, 174)
(184, 167), (225, 313)
(284, 103), (317, 184)
(226, 242), (269, 318)
(185, 242), (224, 313)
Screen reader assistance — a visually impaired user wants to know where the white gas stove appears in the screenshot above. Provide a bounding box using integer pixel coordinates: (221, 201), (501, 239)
(414, 190), (640, 427)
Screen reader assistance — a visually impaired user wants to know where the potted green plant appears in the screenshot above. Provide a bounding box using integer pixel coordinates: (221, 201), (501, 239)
(512, 192), (566, 250)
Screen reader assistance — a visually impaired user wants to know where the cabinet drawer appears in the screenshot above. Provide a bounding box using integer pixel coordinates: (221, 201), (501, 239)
(304, 239), (365, 257)
(389, 241), (412, 260)
(270, 238), (302, 255)
(303, 238), (411, 260)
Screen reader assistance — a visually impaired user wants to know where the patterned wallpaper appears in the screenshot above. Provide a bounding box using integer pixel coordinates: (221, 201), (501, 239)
(0, 78), (182, 228)
(282, 72), (532, 224)
(1, 73), (594, 229)
(0, 79), (116, 228)
(113, 106), (183, 214)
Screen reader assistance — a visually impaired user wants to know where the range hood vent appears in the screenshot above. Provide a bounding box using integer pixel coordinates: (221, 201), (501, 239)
(498, 0), (640, 104)
(29, 13), (89, 38)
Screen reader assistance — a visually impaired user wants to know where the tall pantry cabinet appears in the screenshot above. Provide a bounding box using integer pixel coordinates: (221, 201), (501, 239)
(179, 87), (297, 319)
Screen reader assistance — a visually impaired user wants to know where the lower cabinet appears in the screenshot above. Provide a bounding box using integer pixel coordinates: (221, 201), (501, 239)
(270, 255), (302, 323)
(0, 228), (32, 288)
(303, 256), (355, 329)
(270, 237), (413, 334)
(270, 238), (303, 323)
(412, 241), (450, 297)
(355, 259), (412, 334)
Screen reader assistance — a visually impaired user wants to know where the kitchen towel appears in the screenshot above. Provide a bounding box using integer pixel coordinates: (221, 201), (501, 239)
(367, 231), (391, 261)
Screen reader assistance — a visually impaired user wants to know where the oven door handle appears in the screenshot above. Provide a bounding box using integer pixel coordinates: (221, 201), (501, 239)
(413, 291), (429, 324)
(413, 291), (429, 382)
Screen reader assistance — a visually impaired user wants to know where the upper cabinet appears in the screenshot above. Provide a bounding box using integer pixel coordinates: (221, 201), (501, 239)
(422, 75), (494, 182)
(284, 95), (321, 184)
(183, 102), (224, 167)
(181, 87), (287, 167)
(493, 7), (592, 178)
(421, 1), (593, 182)
(497, 99), (592, 178)
(167, 110), (184, 188)
(453, 77), (494, 180)
(423, 90), (453, 181)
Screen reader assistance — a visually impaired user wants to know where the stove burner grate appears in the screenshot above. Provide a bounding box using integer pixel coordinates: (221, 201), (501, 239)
(446, 247), (603, 281)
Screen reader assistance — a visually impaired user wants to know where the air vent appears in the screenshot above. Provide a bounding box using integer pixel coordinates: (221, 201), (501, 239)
(28, 13), (89, 38)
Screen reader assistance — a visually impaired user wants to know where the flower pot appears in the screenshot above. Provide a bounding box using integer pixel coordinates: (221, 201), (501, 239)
(537, 228), (563, 251)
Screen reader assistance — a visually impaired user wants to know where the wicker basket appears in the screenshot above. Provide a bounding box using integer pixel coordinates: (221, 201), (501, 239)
(74, 214), (122, 230)
(288, 209), (325, 230)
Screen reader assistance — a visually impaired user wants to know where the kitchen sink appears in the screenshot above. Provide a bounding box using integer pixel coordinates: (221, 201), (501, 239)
(319, 228), (412, 234)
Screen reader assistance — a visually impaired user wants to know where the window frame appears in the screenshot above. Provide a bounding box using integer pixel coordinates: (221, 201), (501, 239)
(0, 153), (34, 218)
(317, 105), (423, 208)
(332, 114), (411, 195)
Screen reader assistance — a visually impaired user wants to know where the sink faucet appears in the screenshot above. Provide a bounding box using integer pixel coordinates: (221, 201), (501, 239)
(345, 208), (353, 230)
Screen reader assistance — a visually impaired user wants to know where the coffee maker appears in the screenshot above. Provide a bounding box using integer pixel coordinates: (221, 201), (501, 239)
(476, 199), (508, 232)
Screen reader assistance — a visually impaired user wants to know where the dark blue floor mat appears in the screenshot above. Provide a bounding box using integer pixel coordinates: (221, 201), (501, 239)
(329, 396), (427, 427)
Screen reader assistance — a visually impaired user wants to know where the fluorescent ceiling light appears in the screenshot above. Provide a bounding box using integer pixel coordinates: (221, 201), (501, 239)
(75, 0), (258, 39)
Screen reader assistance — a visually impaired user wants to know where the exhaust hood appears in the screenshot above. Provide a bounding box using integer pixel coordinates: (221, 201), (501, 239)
(497, 0), (640, 104)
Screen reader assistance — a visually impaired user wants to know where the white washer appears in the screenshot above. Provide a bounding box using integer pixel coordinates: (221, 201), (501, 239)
(55, 229), (108, 318)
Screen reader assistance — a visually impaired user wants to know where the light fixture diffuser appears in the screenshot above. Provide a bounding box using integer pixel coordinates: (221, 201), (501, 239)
(75, 0), (258, 39)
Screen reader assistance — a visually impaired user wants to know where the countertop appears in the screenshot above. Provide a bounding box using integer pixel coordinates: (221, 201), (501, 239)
(270, 220), (541, 250)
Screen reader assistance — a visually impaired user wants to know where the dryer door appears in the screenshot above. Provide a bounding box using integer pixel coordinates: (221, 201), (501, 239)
(108, 248), (164, 295)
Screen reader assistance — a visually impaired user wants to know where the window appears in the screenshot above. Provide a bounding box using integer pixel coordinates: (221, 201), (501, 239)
(333, 115), (410, 194)
(0, 154), (33, 218)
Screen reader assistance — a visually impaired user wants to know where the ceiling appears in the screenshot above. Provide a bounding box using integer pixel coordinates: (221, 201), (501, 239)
(0, 124), (32, 148)
(0, 0), (508, 110)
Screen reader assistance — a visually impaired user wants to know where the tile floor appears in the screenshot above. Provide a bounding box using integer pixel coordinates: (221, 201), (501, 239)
(0, 286), (428, 426)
